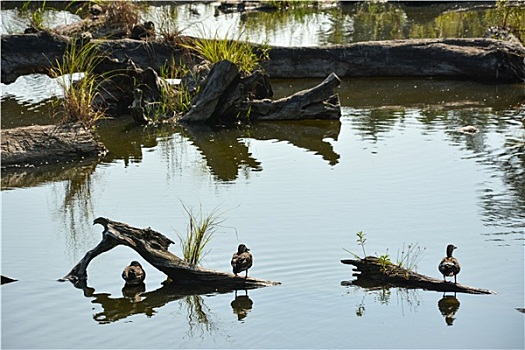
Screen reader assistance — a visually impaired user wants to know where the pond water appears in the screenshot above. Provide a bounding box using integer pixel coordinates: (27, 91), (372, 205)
(2, 2), (525, 349)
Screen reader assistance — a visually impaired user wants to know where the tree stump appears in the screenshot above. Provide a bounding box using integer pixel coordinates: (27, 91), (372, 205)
(62, 217), (280, 290)
(341, 256), (495, 295)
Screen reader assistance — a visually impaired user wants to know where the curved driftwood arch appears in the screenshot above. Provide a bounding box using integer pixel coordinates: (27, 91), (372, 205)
(62, 217), (280, 289)
(341, 256), (495, 295)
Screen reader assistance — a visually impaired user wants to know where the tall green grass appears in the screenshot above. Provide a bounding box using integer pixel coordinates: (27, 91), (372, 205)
(183, 29), (269, 73)
(155, 58), (194, 118)
(177, 203), (224, 266)
(50, 39), (109, 128)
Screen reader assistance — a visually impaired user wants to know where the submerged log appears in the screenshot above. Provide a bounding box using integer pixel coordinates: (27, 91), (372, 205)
(341, 256), (495, 295)
(1, 123), (107, 168)
(62, 217), (280, 289)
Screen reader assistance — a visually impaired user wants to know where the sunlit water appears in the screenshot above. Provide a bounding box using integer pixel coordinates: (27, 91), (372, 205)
(2, 2), (525, 349)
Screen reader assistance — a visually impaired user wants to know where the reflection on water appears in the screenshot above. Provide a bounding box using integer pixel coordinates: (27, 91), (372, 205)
(67, 278), (241, 326)
(3, 2), (522, 46)
(342, 279), (422, 317)
(231, 289), (254, 322)
(183, 120), (341, 181)
(438, 294), (461, 326)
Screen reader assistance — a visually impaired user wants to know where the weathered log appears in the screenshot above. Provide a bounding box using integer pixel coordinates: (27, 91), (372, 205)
(0, 32), (196, 85)
(262, 38), (525, 83)
(341, 256), (495, 295)
(62, 217), (280, 289)
(180, 60), (341, 124)
(180, 60), (241, 123)
(3, 33), (524, 84)
(1, 123), (107, 168)
(243, 73), (341, 120)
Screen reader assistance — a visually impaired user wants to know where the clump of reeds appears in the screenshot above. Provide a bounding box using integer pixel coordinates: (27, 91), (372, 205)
(396, 242), (425, 272)
(156, 58), (194, 118)
(50, 39), (108, 128)
(183, 29), (270, 73)
(177, 203), (224, 266)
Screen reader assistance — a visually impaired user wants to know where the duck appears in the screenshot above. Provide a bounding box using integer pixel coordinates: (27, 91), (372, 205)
(231, 244), (253, 278)
(129, 88), (149, 124)
(122, 261), (146, 285)
(438, 244), (460, 284)
(130, 21), (156, 40)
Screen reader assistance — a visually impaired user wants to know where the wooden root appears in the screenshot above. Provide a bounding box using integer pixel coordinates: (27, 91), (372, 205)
(341, 256), (495, 295)
(62, 217), (280, 290)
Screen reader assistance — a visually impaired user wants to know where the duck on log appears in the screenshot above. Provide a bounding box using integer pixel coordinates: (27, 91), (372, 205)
(61, 217), (280, 290)
(341, 256), (495, 295)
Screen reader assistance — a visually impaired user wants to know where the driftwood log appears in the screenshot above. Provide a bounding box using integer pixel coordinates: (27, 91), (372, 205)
(241, 73), (341, 120)
(1, 123), (106, 168)
(262, 38), (525, 82)
(62, 217), (280, 289)
(181, 60), (341, 124)
(341, 256), (495, 295)
(2, 32), (525, 84)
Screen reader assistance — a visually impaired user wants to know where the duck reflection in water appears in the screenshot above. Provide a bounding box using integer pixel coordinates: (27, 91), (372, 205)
(438, 294), (461, 326)
(231, 289), (253, 321)
(122, 283), (146, 302)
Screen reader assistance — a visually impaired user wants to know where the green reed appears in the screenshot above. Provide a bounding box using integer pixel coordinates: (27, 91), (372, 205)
(177, 203), (224, 266)
(50, 39), (109, 128)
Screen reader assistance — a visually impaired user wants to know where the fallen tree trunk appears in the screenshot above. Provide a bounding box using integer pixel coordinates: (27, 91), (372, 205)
(341, 256), (495, 295)
(62, 217), (280, 289)
(262, 38), (525, 83)
(1, 123), (107, 168)
(2, 33), (524, 84)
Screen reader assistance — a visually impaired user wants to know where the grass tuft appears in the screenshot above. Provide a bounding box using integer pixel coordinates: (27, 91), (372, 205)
(50, 39), (109, 128)
(182, 28), (270, 73)
(177, 203), (224, 266)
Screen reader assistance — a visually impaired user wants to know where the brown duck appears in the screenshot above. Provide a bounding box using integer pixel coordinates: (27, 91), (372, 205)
(438, 244), (460, 284)
(231, 244), (253, 278)
(122, 261), (146, 285)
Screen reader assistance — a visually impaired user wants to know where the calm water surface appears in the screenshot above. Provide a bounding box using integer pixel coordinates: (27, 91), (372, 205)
(2, 2), (525, 349)
(2, 78), (524, 349)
